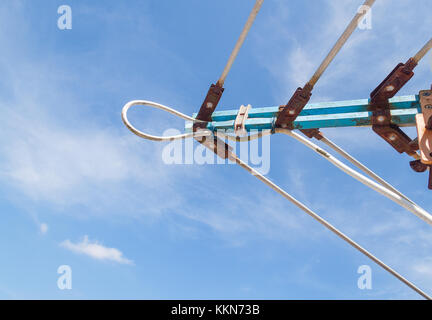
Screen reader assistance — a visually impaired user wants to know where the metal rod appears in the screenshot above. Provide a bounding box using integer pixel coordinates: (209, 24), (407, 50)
(307, 0), (376, 88)
(279, 129), (432, 227)
(413, 38), (432, 64)
(230, 151), (431, 300)
(121, 98), (431, 299)
(217, 0), (264, 87)
(320, 135), (416, 204)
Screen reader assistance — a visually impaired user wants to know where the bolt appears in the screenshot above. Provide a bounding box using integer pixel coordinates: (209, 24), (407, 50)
(385, 85), (395, 92)
(377, 115), (386, 123)
(206, 102), (213, 109)
(281, 123), (287, 128)
(388, 134), (397, 141)
(288, 109), (295, 115)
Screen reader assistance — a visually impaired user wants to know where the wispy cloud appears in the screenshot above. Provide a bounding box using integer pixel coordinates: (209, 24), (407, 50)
(0, 4), (199, 218)
(39, 223), (48, 235)
(255, 0), (431, 100)
(60, 236), (133, 265)
(413, 258), (432, 278)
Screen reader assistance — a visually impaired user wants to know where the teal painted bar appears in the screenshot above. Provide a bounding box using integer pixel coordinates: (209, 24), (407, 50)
(185, 95), (421, 133)
(196, 95), (420, 121)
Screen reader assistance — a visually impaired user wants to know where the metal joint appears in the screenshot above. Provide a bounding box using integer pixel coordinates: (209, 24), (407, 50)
(234, 104), (251, 136)
(193, 83), (224, 130)
(195, 129), (233, 160)
(415, 90), (432, 165)
(419, 90), (432, 130)
(275, 84), (313, 129)
(370, 58), (417, 102)
(369, 58), (418, 155)
(193, 83), (230, 159)
(300, 129), (323, 140)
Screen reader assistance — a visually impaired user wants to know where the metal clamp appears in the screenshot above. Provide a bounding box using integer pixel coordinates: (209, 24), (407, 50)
(419, 90), (432, 130)
(192, 83), (232, 159)
(195, 129), (233, 160)
(370, 58), (418, 156)
(416, 90), (432, 164)
(410, 89), (432, 189)
(275, 84), (313, 129)
(234, 104), (251, 136)
(193, 83), (224, 130)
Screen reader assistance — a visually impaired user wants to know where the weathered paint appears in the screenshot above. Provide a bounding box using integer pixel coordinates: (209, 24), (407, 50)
(185, 95), (420, 133)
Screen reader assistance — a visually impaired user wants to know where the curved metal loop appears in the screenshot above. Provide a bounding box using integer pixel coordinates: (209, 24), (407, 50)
(122, 99), (273, 142)
(121, 99), (432, 226)
(121, 99), (432, 299)
(121, 100), (213, 141)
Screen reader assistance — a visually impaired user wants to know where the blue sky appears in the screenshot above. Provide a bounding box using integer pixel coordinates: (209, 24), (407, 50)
(0, 0), (432, 299)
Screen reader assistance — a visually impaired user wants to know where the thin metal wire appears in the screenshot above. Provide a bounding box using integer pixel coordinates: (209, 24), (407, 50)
(230, 152), (431, 300)
(307, 0), (376, 88)
(122, 100), (432, 226)
(120, 0), (432, 300)
(219, 130), (432, 225)
(122, 98), (431, 220)
(218, 0), (264, 87)
(320, 135), (415, 204)
(121, 99), (432, 299)
(413, 38), (432, 64)
(278, 129), (432, 227)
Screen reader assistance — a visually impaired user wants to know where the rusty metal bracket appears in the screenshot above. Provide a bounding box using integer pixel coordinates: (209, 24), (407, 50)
(195, 129), (233, 160)
(410, 160), (432, 190)
(370, 58), (418, 156)
(192, 83), (232, 159)
(193, 83), (225, 130)
(300, 128), (324, 140)
(275, 84), (313, 129)
(410, 160), (428, 173)
(370, 58), (417, 102)
(275, 85), (324, 140)
(372, 124), (415, 155)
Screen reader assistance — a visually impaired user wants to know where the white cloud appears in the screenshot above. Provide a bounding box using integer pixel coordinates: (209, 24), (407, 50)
(39, 223), (48, 235)
(254, 0), (431, 101)
(0, 103), (191, 217)
(60, 235), (133, 265)
(413, 258), (432, 278)
(0, 0), (200, 217)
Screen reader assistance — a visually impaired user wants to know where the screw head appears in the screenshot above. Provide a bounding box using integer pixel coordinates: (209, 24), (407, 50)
(206, 102), (213, 109)
(281, 123), (287, 128)
(388, 134), (397, 141)
(377, 115), (386, 123)
(385, 85), (395, 92)
(288, 109), (295, 115)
